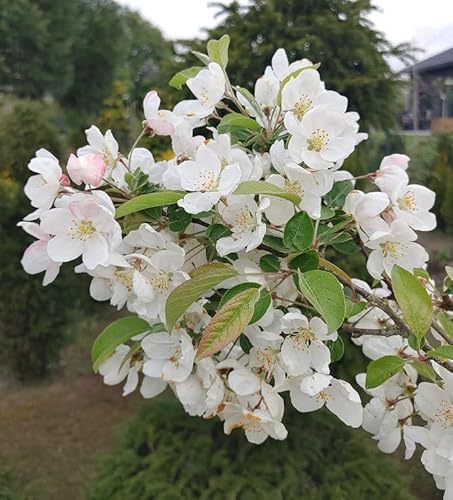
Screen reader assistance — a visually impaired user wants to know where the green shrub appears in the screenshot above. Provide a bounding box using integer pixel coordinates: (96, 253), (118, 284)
(430, 134), (453, 233)
(0, 99), (98, 379)
(87, 398), (435, 500)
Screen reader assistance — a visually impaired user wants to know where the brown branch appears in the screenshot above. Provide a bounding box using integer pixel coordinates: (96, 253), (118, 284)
(343, 324), (402, 338)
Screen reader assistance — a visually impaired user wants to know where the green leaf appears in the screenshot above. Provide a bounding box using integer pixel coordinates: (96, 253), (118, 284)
(239, 334), (253, 354)
(324, 180), (354, 208)
(365, 355), (406, 389)
(287, 250), (319, 272)
(260, 254), (281, 273)
(191, 50), (210, 65)
(169, 66), (203, 89)
(196, 288), (260, 361)
(218, 113), (262, 134)
(116, 191), (185, 219)
(391, 265), (433, 343)
(219, 282), (271, 324)
(207, 34), (230, 68)
(165, 263), (238, 332)
(277, 63), (321, 105)
(206, 223), (231, 243)
(408, 334), (425, 351)
(320, 206), (336, 220)
(427, 345), (453, 361)
(296, 270), (346, 333)
(332, 240), (360, 254)
(329, 336), (344, 362)
(91, 316), (150, 372)
(345, 298), (366, 318)
(411, 360), (437, 382)
(414, 267), (431, 280)
(317, 218), (353, 245)
(233, 180), (301, 205)
(283, 212), (314, 252)
(168, 206), (192, 232)
(262, 235), (287, 254)
(236, 86), (264, 118)
(438, 312), (453, 338)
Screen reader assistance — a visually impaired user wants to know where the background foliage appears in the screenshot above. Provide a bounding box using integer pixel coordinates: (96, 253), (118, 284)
(182, 0), (413, 130)
(87, 398), (436, 500)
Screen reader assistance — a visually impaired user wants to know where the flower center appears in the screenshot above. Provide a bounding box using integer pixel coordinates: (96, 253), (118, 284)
(114, 270), (133, 291)
(284, 180), (303, 197)
(294, 328), (315, 349)
(235, 208), (255, 232)
(199, 89), (209, 106)
(102, 149), (114, 166)
(435, 400), (453, 428)
(307, 129), (329, 152)
(293, 96), (313, 120)
(149, 272), (171, 294)
(397, 191), (417, 212)
(381, 241), (403, 259)
(169, 345), (182, 365)
(317, 389), (329, 402)
(255, 348), (278, 371)
(198, 171), (219, 191)
(70, 219), (96, 241)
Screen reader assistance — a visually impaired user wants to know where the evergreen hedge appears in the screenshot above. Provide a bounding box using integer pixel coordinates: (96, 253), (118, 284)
(88, 397), (436, 500)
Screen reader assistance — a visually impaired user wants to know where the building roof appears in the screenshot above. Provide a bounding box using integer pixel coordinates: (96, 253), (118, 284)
(404, 47), (453, 74)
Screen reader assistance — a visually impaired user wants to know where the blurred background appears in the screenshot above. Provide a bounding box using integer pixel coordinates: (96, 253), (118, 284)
(0, 0), (452, 498)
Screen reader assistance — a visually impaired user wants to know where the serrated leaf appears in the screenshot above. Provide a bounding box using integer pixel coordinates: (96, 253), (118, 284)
(296, 270), (346, 333)
(345, 298), (366, 318)
(329, 336), (344, 362)
(332, 240), (360, 254)
(219, 283), (271, 324)
(207, 34), (230, 68)
(233, 180), (301, 205)
(365, 355), (406, 389)
(239, 334), (253, 354)
(287, 250), (319, 272)
(168, 206), (192, 232)
(91, 316), (150, 372)
(324, 180), (354, 208)
(165, 263), (238, 332)
(262, 235), (287, 253)
(391, 265), (432, 342)
(283, 212), (314, 252)
(206, 223), (231, 243)
(317, 218), (353, 245)
(169, 66), (203, 89)
(259, 254), (281, 273)
(320, 206), (336, 220)
(196, 288), (260, 361)
(116, 191), (185, 218)
(427, 345), (453, 360)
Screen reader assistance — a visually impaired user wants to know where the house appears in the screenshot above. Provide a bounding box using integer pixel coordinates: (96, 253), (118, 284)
(401, 47), (453, 131)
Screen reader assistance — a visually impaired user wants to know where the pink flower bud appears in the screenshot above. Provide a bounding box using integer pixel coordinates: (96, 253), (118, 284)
(67, 153), (106, 187)
(59, 174), (71, 187)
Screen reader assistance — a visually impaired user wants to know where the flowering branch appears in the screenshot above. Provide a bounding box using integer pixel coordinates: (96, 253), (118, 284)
(17, 35), (453, 496)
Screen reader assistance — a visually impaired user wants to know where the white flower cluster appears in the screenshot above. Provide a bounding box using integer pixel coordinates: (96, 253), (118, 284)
(19, 37), (452, 497)
(344, 153), (435, 279)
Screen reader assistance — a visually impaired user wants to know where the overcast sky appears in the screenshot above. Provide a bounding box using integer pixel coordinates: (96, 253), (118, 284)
(117, 0), (453, 61)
